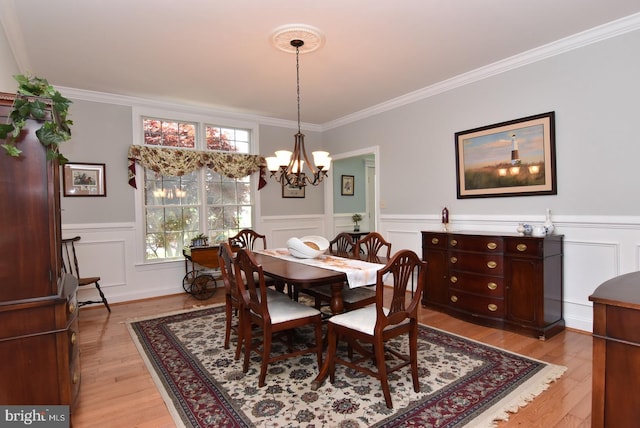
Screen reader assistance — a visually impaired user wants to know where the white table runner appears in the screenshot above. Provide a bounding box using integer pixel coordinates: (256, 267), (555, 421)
(256, 248), (385, 288)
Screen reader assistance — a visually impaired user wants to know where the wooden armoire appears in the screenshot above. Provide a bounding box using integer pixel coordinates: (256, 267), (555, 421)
(0, 93), (80, 406)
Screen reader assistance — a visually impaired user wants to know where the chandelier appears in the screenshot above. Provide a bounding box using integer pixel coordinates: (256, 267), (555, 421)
(265, 38), (331, 188)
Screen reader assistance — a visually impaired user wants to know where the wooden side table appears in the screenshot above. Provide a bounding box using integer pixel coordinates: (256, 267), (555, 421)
(589, 271), (640, 427)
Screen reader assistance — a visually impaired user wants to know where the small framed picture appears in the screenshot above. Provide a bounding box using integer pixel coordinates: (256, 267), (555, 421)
(282, 182), (305, 198)
(341, 175), (354, 196)
(63, 162), (107, 197)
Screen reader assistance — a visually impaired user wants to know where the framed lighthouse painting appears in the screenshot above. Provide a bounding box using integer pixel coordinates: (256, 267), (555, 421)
(454, 112), (556, 199)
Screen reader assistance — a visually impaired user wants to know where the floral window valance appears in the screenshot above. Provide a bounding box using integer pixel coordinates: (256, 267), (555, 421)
(127, 145), (267, 189)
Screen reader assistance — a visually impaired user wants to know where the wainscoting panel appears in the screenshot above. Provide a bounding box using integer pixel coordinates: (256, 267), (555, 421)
(74, 238), (127, 287)
(64, 215), (640, 332)
(258, 215), (328, 248)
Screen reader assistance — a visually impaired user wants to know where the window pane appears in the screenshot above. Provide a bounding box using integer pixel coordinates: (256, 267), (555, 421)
(223, 206), (239, 229)
(221, 182), (237, 205)
(239, 206), (252, 228)
(207, 206), (224, 230)
(143, 118), (196, 148)
(205, 125), (250, 153)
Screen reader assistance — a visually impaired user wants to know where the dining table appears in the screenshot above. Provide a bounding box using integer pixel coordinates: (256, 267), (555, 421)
(252, 248), (388, 390)
(253, 249), (386, 315)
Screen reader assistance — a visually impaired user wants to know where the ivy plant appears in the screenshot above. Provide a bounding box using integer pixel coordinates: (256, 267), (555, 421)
(0, 74), (73, 163)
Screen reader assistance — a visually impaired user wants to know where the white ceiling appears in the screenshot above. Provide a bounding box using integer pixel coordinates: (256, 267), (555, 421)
(2, 0), (640, 126)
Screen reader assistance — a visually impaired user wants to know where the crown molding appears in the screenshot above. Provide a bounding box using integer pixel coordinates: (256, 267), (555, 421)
(57, 85), (323, 132)
(322, 12), (640, 131)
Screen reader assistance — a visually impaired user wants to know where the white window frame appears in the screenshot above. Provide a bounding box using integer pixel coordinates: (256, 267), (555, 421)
(132, 106), (260, 265)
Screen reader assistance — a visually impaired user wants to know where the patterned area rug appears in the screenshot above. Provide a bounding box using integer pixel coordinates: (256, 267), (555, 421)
(127, 305), (565, 428)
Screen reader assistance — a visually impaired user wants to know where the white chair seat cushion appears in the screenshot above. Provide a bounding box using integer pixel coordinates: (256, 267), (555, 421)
(267, 296), (321, 324)
(329, 305), (408, 336)
(308, 284), (376, 304)
(266, 288), (291, 301)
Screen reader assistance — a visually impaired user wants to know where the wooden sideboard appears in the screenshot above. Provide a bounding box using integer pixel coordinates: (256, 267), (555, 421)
(589, 271), (640, 427)
(421, 231), (565, 339)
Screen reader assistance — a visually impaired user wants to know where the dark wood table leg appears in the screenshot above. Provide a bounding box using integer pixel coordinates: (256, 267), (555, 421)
(329, 281), (344, 315)
(312, 282), (344, 390)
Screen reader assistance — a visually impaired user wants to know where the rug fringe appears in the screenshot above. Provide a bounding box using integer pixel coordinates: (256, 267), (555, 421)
(468, 363), (567, 427)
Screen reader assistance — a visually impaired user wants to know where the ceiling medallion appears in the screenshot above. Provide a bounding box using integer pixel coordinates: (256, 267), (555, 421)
(270, 24), (325, 54)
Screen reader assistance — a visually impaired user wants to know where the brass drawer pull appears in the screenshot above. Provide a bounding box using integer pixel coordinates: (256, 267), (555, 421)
(450, 239), (457, 247)
(450, 295), (458, 303)
(450, 276), (458, 283)
(68, 302), (76, 314)
(70, 332), (77, 346)
(488, 304), (498, 312)
(517, 243), (527, 252)
(73, 372), (80, 384)
(487, 261), (497, 269)
(487, 282), (497, 290)
(450, 256), (458, 264)
(431, 237), (439, 245)
(487, 242), (497, 250)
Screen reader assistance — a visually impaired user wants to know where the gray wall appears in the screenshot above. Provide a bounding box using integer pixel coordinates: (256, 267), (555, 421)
(323, 29), (640, 218)
(60, 100), (134, 223)
(0, 25), (19, 92)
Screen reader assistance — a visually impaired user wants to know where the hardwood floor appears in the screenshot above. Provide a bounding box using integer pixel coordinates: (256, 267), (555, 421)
(72, 291), (593, 427)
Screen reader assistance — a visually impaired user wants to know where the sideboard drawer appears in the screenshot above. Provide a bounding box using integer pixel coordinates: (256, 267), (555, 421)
(449, 235), (503, 253)
(422, 232), (448, 249)
(449, 252), (504, 275)
(505, 239), (544, 257)
(448, 291), (505, 317)
(448, 272), (504, 297)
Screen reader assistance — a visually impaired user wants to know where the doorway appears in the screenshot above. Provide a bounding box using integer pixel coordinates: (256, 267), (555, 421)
(324, 146), (380, 237)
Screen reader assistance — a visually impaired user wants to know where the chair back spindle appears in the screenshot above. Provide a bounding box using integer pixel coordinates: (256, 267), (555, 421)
(356, 232), (391, 263)
(229, 229), (267, 251)
(329, 232), (357, 257)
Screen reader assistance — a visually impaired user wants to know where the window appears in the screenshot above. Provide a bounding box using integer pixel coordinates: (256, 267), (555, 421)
(141, 117), (254, 261)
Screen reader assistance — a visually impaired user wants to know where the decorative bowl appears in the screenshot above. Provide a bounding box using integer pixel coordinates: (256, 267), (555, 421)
(286, 235), (329, 259)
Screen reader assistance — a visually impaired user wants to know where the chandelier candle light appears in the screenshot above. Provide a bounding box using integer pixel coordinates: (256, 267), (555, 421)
(266, 35), (331, 188)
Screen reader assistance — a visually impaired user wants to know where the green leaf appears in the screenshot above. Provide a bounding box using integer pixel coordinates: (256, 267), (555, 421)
(1, 143), (22, 157)
(0, 123), (13, 139)
(57, 152), (69, 164)
(29, 100), (48, 120)
(36, 125), (66, 147)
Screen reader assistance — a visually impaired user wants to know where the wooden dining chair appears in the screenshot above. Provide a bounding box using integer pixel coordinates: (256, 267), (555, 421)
(61, 236), (111, 312)
(228, 228), (287, 295)
(218, 242), (245, 360)
(324, 249), (427, 408)
(228, 229), (268, 251)
(234, 248), (324, 387)
(299, 232), (377, 312)
(219, 243), (289, 360)
(355, 232), (392, 263)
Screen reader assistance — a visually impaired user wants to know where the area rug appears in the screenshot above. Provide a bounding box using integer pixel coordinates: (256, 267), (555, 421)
(127, 305), (566, 428)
